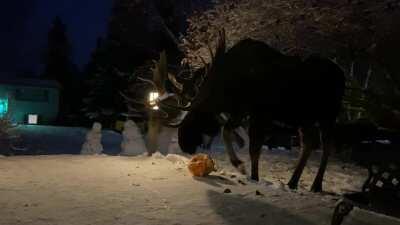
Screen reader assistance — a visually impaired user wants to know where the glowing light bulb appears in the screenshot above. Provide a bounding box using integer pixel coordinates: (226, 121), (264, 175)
(148, 92), (159, 110)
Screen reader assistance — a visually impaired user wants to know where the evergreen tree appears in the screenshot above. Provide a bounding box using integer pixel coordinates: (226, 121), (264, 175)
(43, 16), (74, 81)
(82, 0), (211, 126)
(42, 16), (81, 125)
(82, 37), (133, 127)
(99, 0), (212, 72)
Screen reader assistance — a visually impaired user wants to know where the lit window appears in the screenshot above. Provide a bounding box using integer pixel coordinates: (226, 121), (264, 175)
(28, 114), (38, 124)
(0, 98), (8, 117)
(148, 92), (159, 110)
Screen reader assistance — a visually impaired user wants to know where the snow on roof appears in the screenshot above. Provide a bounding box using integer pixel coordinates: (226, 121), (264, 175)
(0, 78), (61, 89)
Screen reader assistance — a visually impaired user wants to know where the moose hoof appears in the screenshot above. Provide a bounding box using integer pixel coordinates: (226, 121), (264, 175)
(310, 183), (323, 193)
(287, 181), (298, 190)
(250, 174), (259, 182)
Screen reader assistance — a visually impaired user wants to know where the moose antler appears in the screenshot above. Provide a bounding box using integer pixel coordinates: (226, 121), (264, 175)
(167, 73), (183, 92)
(151, 51), (169, 95)
(146, 29), (227, 114)
(147, 52), (192, 111)
(119, 91), (147, 106)
(136, 77), (158, 89)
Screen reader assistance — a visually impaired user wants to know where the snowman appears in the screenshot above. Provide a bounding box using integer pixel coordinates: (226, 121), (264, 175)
(120, 120), (147, 156)
(81, 122), (104, 155)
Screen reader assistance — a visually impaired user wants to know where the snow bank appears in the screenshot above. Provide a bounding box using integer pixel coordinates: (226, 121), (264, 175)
(9, 125), (122, 155)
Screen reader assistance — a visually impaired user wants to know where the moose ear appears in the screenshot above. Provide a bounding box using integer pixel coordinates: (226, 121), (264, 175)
(214, 29), (226, 62)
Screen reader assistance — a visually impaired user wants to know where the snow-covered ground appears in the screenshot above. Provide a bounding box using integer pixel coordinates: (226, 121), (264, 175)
(0, 152), (399, 225)
(1, 125), (399, 225)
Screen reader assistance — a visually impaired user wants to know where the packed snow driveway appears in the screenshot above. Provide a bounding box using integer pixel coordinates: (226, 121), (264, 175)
(0, 154), (398, 225)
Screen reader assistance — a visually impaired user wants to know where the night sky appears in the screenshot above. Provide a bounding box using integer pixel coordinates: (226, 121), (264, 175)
(1, 0), (113, 76)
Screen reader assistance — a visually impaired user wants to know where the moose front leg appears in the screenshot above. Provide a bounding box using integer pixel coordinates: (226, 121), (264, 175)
(288, 127), (313, 190)
(248, 123), (265, 181)
(222, 126), (246, 174)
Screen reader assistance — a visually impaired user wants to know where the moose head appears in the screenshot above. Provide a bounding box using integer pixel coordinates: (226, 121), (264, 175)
(146, 30), (228, 126)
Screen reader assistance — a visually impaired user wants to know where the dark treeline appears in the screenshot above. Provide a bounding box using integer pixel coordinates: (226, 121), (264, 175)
(81, 0), (213, 127)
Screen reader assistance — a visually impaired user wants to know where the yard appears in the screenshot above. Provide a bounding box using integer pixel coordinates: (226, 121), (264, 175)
(1, 145), (398, 225)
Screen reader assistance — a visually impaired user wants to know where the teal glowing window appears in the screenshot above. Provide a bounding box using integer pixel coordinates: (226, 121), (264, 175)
(0, 98), (8, 117)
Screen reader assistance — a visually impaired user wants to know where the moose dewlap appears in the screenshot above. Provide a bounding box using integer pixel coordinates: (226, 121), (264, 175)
(187, 154), (216, 177)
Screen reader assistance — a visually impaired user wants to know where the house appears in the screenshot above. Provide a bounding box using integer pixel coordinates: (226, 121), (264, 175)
(0, 78), (60, 124)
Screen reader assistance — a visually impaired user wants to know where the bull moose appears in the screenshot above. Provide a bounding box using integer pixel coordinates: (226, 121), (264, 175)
(143, 30), (345, 192)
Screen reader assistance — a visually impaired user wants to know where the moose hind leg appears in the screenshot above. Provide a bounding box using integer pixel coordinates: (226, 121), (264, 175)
(222, 126), (246, 174)
(288, 127), (314, 190)
(311, 124), (333, 192)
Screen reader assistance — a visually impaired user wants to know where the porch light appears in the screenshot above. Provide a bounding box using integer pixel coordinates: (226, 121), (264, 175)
(148, 92), (159, 110)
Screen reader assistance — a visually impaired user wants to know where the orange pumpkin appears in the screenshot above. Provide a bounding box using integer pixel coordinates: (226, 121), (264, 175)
(187, 154), (216, 177)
